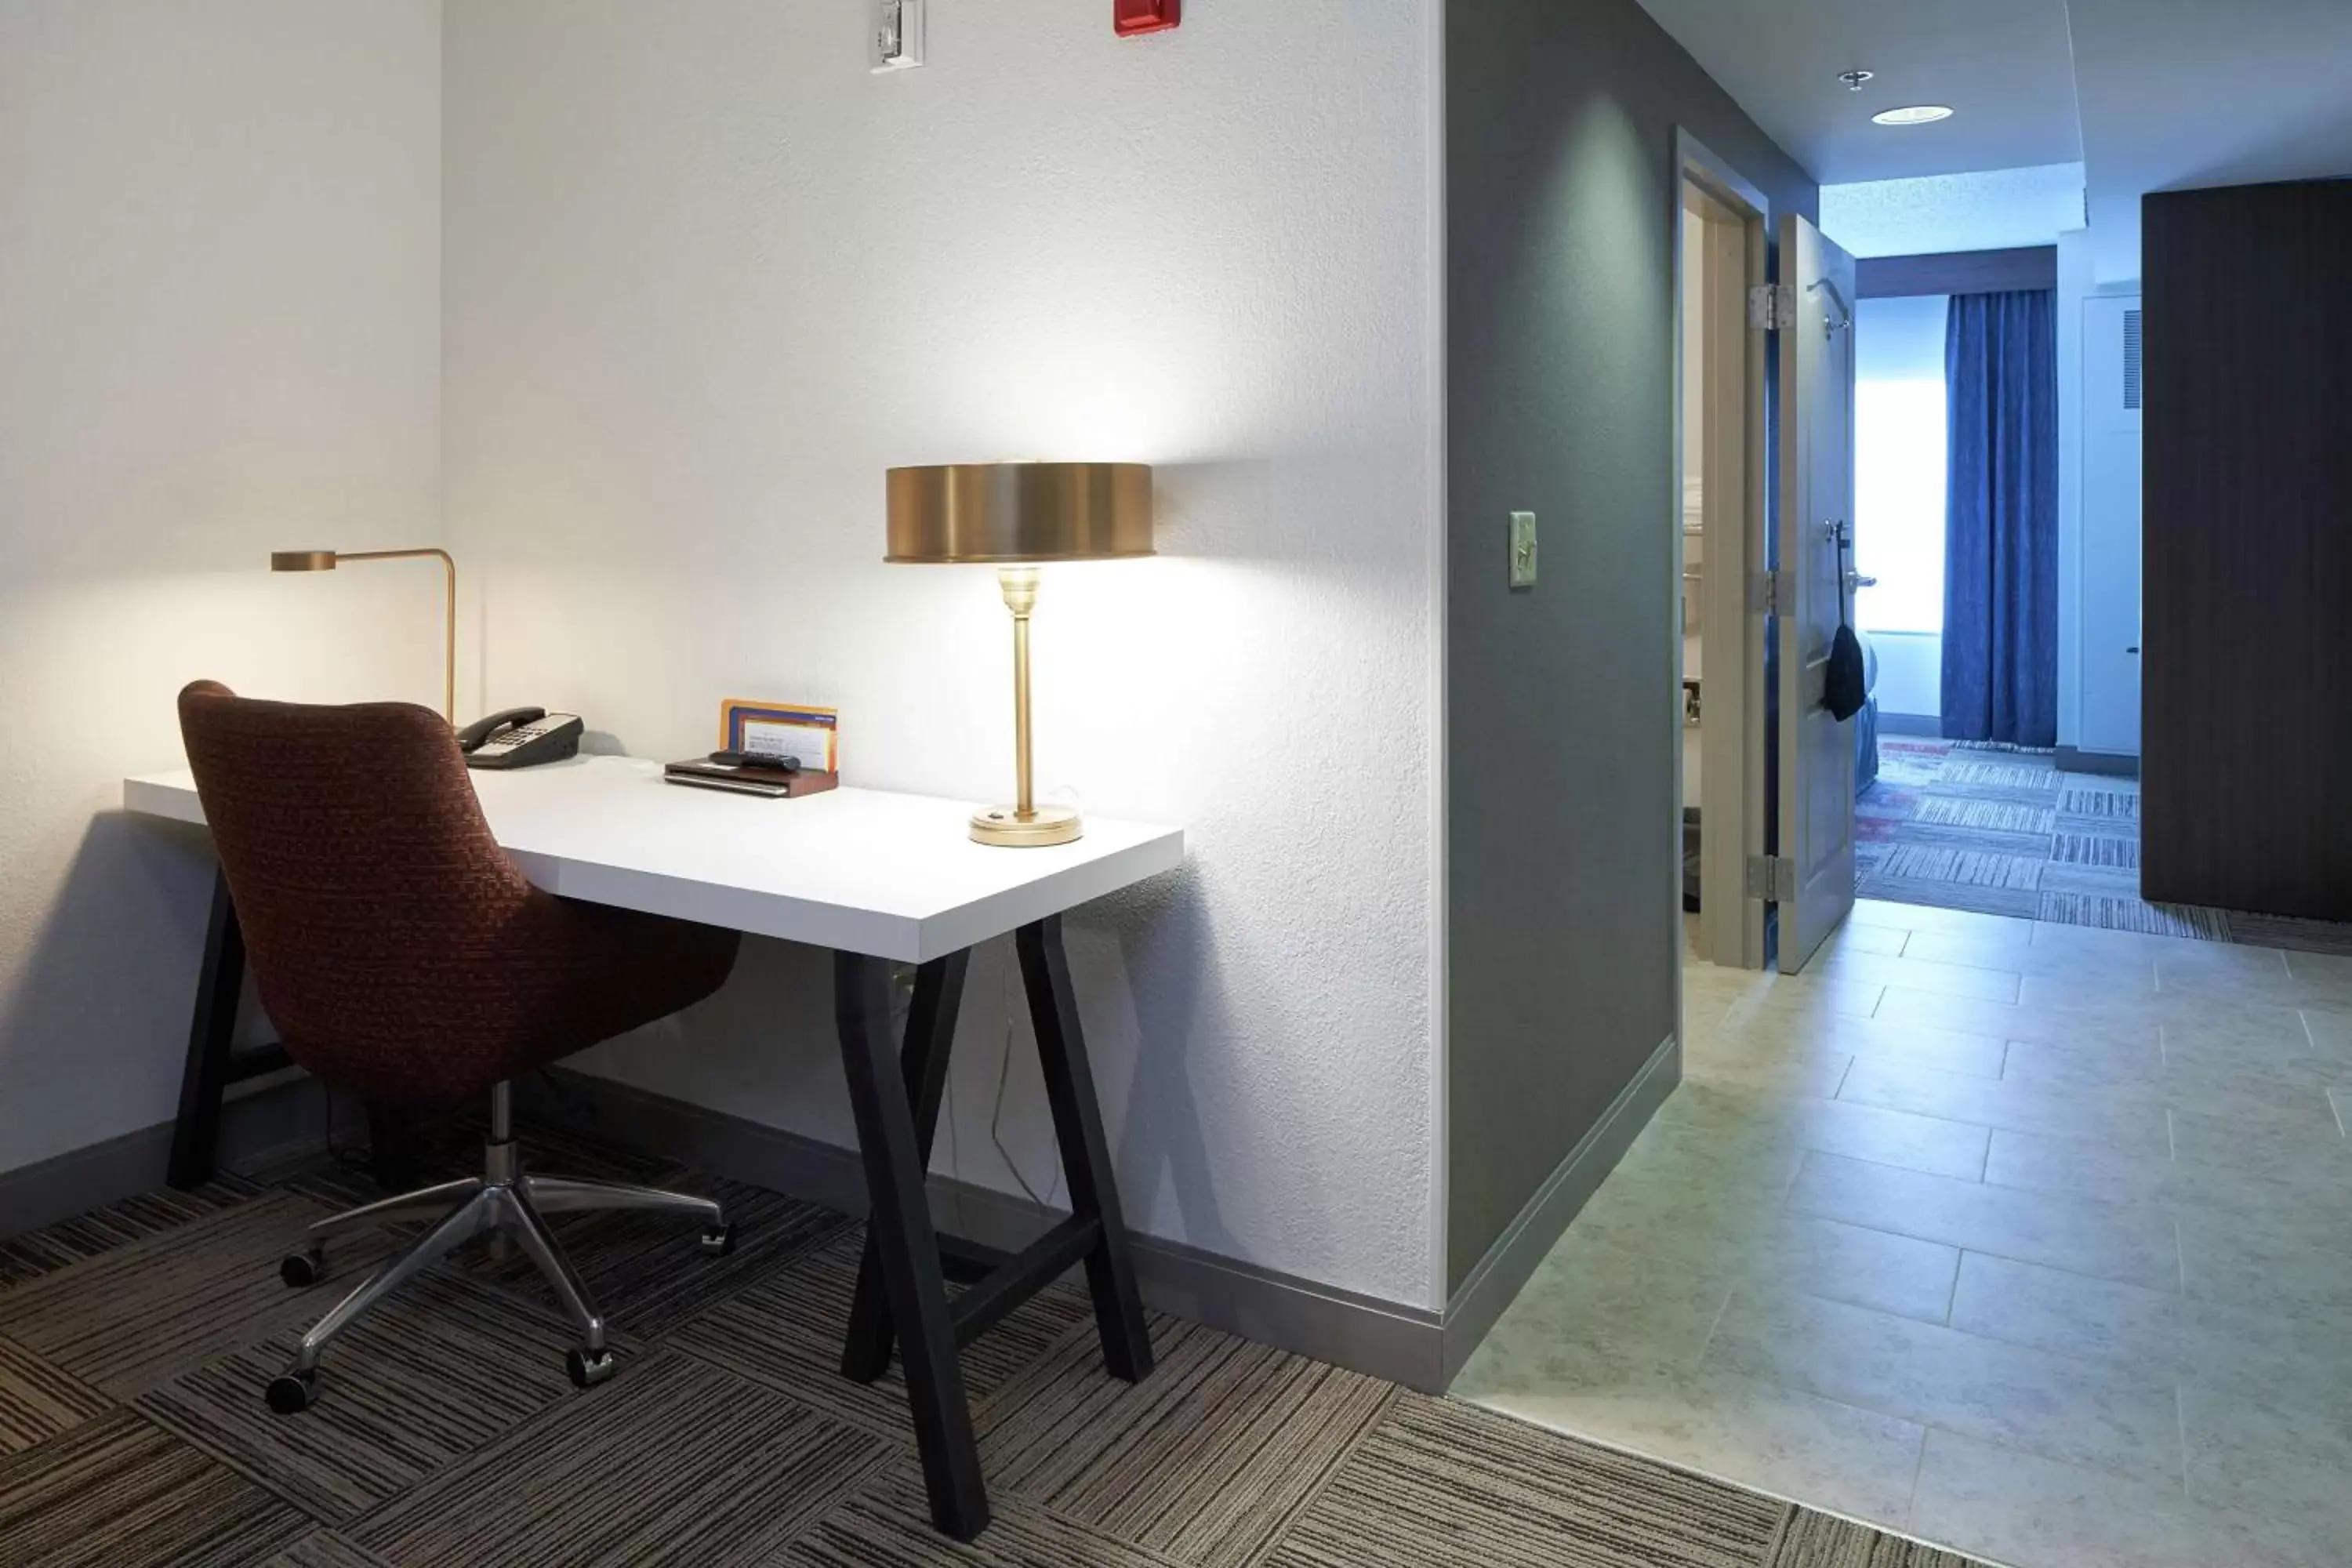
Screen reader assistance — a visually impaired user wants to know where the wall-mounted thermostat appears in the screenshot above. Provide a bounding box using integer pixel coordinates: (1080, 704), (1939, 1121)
(873, 0), (924, 72)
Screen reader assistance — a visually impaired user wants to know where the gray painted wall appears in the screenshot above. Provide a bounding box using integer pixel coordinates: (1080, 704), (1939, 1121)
(1445, 0), (1817, 1292)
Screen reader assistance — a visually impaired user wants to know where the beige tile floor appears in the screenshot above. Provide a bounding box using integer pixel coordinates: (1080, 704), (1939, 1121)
(1455, 898), (2352, 1568)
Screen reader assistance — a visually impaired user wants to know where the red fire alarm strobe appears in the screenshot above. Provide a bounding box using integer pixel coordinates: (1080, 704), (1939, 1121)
(1115, 0), (1180, 37)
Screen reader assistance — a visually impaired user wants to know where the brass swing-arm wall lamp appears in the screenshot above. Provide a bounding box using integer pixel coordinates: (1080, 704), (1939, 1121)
(269, 547), (456, 723)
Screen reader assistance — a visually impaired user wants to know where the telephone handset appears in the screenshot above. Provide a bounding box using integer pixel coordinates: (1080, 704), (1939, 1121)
(457, 706), (584, 770)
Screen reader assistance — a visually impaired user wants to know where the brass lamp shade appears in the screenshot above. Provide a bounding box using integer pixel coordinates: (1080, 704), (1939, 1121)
(270, 550), (339, 572)
(884, 462), (1153, 848)
(886, 463), (1153, 563)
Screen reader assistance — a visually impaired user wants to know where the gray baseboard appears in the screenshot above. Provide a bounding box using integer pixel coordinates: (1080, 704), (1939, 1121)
(516, 1070), (1450, 1390)
(0, 1069), (352, 1240)
(2056, 745), (2140, 778)
(1436, 1033), (1681, 1386)
(1875, 711), (1942, 737)
(5, 1047), (1679, 1397)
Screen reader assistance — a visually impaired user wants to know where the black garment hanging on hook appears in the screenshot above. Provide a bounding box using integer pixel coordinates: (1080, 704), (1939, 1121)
(1823, 527), (1868, 723)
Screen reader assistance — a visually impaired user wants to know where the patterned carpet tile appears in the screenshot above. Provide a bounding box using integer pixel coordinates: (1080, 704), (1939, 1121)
(2057, 787), (2140, 820)
(262, 1534), (397, 1568)
(0, 1335), (108, 1461)
(670, 1228), (1092, 1443)
(783, 1471), (1190, 1568)
(456, 1172), (845, 1340)
(0, 1409), (310, 1568)
(0, 1174), (263, 1290)
(136, 1270), (583, 1524)
(975, 1316), (1394, 1568)
(1934, 760), (2059, 793)
(1871, 847), (2045, 890)
(1765, 1508), (1980, 1567)
(1913, 796), (2056, 835)
(2037, 892), (2230, 939)
(1876, 821), (2055, 859)
(1262, 1392), (1784, 1568)
(0, 1335), (109, 1460)
(2035, 859), (2141, 891)
(2049, 830), (2139, 869)
(344, 1348), (891, 1568)
(0, 1195), (392, 1401)
(1859, 740), (2352, 949)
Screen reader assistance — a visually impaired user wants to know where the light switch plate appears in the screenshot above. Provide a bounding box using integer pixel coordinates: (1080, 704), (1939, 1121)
(1508, 511), (1538, 587)
(872, 0), (924, 71)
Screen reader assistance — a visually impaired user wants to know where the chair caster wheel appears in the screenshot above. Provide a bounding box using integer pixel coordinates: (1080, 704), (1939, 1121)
(566, 1348), (618, 1390)
(699, 1223), (736, 1258)
(266, 1370), (319, 1415)
(280, 1247), (326, 1288)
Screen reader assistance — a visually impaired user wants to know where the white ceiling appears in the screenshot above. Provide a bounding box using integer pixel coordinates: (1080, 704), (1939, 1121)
(1820, 163), (2085, 259)
(2068, 0), (2352, 281)
(1637, 0), (2352, 281)
(1631, 0), (2082, 183)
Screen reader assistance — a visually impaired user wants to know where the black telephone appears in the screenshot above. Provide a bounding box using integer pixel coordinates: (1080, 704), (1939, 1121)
(456, 707), (585, 770)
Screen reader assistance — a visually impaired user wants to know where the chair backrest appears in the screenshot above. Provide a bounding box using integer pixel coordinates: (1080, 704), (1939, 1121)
(176, 680), (539, 1087)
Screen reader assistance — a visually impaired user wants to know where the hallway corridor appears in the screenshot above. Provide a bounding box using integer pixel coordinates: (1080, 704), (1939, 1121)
(1458, 899), (2352, 1568)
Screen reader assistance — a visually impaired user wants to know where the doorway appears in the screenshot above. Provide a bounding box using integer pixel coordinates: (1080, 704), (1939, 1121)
(1673, 137), (1769, 972)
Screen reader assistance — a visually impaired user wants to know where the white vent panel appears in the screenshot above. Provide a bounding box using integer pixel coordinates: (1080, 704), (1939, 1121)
(2122, 309), (2143, 412)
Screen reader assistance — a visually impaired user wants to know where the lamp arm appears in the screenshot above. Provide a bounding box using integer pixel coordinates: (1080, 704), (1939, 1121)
(335, 549), (456, 722)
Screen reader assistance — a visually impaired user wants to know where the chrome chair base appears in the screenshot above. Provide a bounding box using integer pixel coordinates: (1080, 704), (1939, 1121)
(267, 1083), (729, 1414)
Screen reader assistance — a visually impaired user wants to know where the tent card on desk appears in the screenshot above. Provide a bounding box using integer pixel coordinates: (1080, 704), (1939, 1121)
(718, 698), (837, 771)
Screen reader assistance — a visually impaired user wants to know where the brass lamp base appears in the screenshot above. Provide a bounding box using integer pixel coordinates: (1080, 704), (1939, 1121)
(971, 804), (1082, 848)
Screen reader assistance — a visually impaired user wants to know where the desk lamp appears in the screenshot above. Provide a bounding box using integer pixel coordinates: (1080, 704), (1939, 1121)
(269, 548), (456, 722)
(886, 462), (1152, 846)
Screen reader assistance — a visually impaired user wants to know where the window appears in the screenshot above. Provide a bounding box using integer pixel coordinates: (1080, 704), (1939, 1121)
(1853, 295), (1948, 634)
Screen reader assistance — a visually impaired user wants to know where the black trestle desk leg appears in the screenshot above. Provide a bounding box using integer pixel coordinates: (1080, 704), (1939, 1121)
(842, 949), (970, 1384)
(1014, 916), (1154, 1383)
(167, 869), (246, 1189)
(835, 949), (989, 1540)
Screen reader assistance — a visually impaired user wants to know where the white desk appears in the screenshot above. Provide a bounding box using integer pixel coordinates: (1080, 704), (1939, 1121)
(126, 755), (1183, 964)
(125, 753), (1183, 1541)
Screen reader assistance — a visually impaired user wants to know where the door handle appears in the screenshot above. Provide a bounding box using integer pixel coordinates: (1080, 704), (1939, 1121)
(1846, 572), (1878, 590)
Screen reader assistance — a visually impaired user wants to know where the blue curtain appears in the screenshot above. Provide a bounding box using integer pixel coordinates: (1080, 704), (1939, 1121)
(1941, 289), (2058, 746)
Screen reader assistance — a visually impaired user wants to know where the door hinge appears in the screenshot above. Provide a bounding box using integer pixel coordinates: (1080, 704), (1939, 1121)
(1746, 855), (1797, 902)
(1750, 568), (1787, 616)
(1748, 283), (1795, 332)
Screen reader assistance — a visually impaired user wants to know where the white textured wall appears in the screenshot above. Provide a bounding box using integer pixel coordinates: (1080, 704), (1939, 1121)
(443, 2), (1441, 1307)
(0, 1), (445, 1174)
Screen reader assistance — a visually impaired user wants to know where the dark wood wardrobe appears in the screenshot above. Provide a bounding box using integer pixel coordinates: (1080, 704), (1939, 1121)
(2141, 179), (2352, 920)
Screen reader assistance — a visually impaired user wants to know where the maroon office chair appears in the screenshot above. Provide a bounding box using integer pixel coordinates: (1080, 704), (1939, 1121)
(176, 681), (742, 1411)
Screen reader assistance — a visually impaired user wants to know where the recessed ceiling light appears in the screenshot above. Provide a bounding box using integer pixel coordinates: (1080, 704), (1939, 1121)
(1872, 104), (1955, 126)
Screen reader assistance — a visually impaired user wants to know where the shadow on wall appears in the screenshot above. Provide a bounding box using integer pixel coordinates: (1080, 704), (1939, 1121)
(0, 813), (237, 1174)
(562, 856), (1251, 1271)
(1090, 869), (1243, 1269)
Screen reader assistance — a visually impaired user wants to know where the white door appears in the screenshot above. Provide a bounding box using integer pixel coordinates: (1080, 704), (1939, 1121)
(2081, 296), (2143, 756)
(1776, 215), (1860, 973)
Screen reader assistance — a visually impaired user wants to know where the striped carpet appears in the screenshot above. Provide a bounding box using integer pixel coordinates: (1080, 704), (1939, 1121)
(0, 1126), (1995, 1568)
(1859, 740), (2352, 952)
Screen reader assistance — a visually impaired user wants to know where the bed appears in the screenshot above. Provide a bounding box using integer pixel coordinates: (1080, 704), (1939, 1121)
(1854, 628), (1882, 795)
